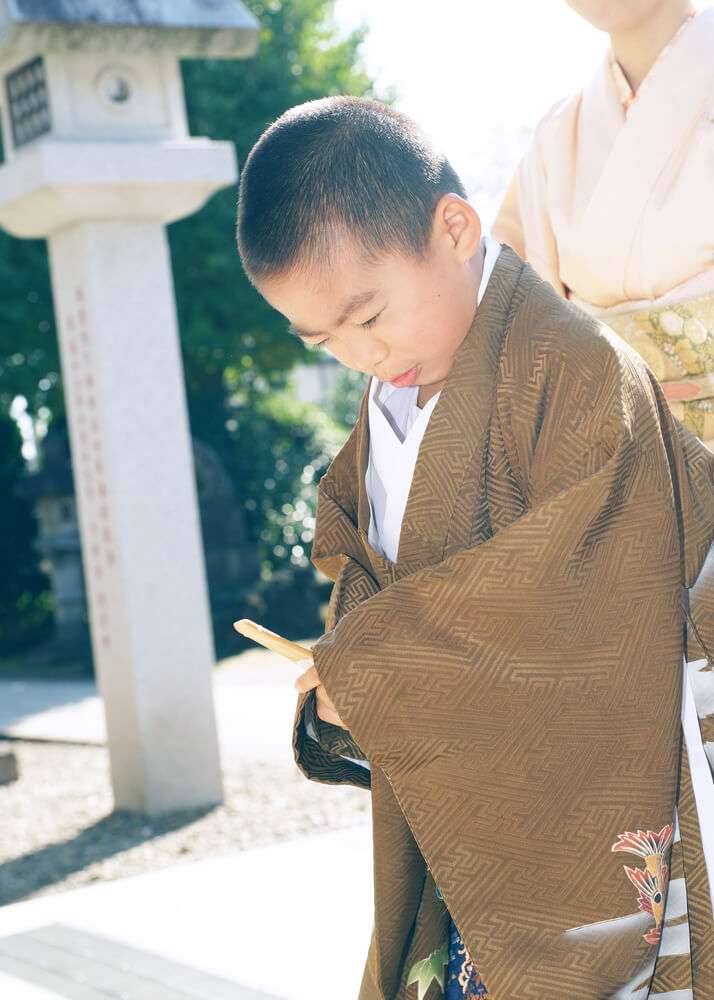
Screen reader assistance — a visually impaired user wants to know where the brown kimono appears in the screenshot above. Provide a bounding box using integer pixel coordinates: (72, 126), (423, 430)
(292, 246), (714, 999)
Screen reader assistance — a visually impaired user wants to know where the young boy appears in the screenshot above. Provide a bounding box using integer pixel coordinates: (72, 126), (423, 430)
(236, 97), (714, 1000)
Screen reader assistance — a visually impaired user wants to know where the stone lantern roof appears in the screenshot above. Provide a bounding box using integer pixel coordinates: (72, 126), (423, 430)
(0, 0), (260, 57)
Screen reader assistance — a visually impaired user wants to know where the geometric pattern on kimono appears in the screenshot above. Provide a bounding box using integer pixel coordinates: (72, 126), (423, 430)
(293, 245), (714, 999)
(303, 235), (500, 768)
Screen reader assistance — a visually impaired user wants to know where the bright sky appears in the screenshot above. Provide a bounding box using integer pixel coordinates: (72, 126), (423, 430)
(334, 0), (609, 227)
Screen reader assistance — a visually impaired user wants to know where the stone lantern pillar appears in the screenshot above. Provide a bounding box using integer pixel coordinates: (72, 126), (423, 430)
(0, 1), (259, 814)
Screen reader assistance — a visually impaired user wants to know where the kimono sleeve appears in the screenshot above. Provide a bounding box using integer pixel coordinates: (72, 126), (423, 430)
(302, 687), (370, 767)
(309, 329), (685, 774)
(621, 361), (714, 777)
(666, 406), (714, 777)
(304, 323), (711, 995)
(491, 99), (568, 298)
(686, 561), (714, 778)
(490, 169), (525, 259)
(291, 548), (377, 791)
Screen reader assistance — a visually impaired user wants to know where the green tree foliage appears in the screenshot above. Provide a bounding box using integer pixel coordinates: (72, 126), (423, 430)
(169, 0), (383, 581)
(326, 367), (369, 431)
(0, 1), (379, 422)
(0, 414), (53, 656)
(0, 0), (383, 651)
(172, 0), (378, 399)
(0, 236), (59, 420)
(224, 386), (344, 567)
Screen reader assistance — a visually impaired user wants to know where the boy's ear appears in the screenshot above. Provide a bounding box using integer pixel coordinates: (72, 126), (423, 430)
(433, 192), (482, 264)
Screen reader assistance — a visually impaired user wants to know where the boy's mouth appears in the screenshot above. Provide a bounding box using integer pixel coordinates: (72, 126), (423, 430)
(388, 365), (420, 387)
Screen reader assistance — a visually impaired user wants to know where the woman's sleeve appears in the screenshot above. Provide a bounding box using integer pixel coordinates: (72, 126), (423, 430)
(491, 168), (526, 259)
(491, 104), (567, 298)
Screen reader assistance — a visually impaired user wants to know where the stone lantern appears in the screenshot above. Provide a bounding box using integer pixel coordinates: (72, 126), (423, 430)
(0, 1), (259, 814)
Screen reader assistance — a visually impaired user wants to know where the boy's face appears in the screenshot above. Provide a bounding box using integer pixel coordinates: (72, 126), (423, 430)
(255, 194), (483, 390)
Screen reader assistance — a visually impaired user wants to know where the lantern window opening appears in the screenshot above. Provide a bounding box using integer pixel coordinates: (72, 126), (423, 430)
(4, 55), (52, 149)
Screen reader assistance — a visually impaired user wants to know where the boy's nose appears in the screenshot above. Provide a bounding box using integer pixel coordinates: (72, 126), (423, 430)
(350, 342), (387, 373)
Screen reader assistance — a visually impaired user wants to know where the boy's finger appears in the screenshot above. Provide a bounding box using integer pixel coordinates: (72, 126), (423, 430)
(291, 657), (314, 689)
(315, 685), (347, 728)
(294, 664), (320, 693)
(315, 683), (337, 713)
(316, 703), (345, 727)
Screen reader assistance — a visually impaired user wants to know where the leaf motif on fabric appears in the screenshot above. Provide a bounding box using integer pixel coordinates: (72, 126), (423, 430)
(406, 944), (449, 999)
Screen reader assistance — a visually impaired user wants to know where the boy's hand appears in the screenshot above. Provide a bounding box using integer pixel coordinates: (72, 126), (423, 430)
(294, 658), (347, 729)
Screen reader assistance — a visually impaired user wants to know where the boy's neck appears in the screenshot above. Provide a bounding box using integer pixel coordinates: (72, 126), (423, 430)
(416, 239), (486, 409)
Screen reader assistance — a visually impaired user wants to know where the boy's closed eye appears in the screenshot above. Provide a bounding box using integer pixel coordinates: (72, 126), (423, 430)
(293, 309), (384, 350)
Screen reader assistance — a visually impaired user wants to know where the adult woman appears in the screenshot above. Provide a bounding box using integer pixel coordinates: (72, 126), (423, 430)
(493, 1), (714, 448)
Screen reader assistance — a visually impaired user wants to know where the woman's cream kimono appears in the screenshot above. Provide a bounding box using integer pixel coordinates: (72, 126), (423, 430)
(492, 6), (714, 449)
(293, 247), (714, 1000)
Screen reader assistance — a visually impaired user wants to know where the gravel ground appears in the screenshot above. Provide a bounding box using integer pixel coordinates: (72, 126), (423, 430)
(0, 739), (370, 907)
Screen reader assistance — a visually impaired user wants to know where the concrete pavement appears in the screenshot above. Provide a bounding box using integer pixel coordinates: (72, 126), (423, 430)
(0, 644), (375, 998)
(0, 645), (315, 764)
(0, 823), (373, 999)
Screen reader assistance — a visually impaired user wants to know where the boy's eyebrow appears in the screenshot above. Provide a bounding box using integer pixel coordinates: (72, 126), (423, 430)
(287, 289), (379, 340)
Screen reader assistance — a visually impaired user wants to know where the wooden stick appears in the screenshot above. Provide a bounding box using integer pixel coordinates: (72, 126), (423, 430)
(233, 618), (313, 662)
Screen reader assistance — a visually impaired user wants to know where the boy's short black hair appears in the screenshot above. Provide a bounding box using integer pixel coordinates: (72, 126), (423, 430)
(236, 95), (467, 282)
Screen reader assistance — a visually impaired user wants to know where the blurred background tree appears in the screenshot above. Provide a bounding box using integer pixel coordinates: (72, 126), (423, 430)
(0, 0), (385, 661)
(326, 368), (370, 430)
(0, 414), (53, 656)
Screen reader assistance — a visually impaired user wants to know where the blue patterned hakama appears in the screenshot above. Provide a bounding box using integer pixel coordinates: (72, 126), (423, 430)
(435, 885), (492, 998)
